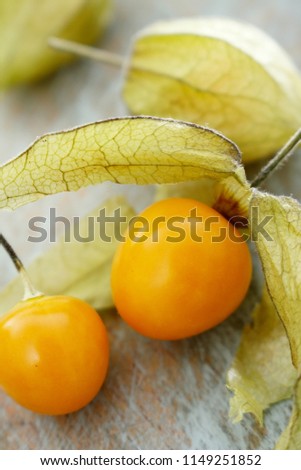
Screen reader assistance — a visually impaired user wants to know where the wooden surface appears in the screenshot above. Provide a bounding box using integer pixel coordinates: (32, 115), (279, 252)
(0, 0), (300, 450)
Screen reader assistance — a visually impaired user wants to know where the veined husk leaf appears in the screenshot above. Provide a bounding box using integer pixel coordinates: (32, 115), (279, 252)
(0, 0), (112, 88)
(213, 173), (251, 220)
(276, 378), (301, 449)
(155, 168), (251, 221)
(0, 116), (245, 211)
(251, 191), (301, 370)
(250, 191), (301, 448)
(0, 197), (134, 316)
(123, 18), (301, 162)
(227, 286), (297, 426)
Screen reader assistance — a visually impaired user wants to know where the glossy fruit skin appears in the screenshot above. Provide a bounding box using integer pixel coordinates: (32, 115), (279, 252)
(111, 198), (252, 340)
(0, 295), (109, 415)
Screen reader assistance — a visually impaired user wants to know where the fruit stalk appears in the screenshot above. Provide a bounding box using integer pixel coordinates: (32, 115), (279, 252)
(251, 128), (301, 188)
(48, 37), (124, 68)
(0, 233), (39, 299)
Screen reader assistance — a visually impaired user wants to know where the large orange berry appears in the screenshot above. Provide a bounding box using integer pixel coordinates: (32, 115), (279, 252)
(111, 198), (252, 340)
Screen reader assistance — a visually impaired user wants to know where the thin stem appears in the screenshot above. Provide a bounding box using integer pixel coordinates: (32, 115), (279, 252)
(0, 234), (40, 300)
(251, 128), (301, 188)
(48, 37), (124, 68)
